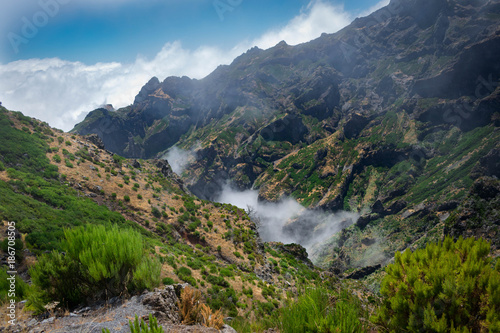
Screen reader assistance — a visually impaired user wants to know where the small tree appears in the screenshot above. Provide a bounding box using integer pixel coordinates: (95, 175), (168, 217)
(373, 236), (500, 332)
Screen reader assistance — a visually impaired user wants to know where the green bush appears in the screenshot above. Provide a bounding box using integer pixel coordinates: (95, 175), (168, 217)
(129, 255), (162, 292)
(151, 206), (161, 218)
(177, 266), (192, 276)
(129, 314), (163, 333)
(103, 314), (163, 333)
(278, 288), (364, 333)
(28, 224), (160, 310)
(373, 236), (500, 332)
(52, 155), (61, 163)
(124, 195), (130, 202)
(162, 277), (175, 285)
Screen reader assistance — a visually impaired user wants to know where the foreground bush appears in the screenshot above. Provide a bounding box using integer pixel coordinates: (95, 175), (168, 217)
(28, 224), (160, 311)
(373, 236), (500, 332)
(103, 314), (163, 333)
(278, 287), (365, 333)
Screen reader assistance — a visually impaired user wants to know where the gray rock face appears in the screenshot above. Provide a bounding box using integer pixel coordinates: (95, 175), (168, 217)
(142, 286), (181, 324)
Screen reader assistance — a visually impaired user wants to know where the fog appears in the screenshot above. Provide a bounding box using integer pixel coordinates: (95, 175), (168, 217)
(217, 184), (360, 254)
(162, 144), (199, 175)
(163, 146), (360, 255)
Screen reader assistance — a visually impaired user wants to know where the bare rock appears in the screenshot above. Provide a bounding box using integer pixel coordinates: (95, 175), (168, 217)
(142, 286), (181, 324)
(85, 134), (105, 150)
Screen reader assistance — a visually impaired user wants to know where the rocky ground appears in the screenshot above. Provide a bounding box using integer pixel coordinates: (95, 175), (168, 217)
(3, 285), (237, 333)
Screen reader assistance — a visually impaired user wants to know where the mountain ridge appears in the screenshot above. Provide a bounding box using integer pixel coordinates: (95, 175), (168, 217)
(73, 0), (500, 273)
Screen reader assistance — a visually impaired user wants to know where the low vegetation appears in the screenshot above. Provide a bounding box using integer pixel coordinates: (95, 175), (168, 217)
(0, 108), (499, 332)
(374, 236), (500, 332)
(27, 224), (161, 312)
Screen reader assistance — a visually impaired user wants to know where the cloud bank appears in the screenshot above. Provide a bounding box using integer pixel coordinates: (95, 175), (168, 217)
(0, 0), (388, 131)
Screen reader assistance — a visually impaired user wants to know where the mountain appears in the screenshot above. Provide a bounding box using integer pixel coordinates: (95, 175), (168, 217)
(73, 0), (500, 273)
(0, 106), (341, 331)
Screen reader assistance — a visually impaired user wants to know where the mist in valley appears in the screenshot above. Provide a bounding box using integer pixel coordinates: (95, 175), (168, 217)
(165, 146), (360, 255)
(217, 184), (360, 254)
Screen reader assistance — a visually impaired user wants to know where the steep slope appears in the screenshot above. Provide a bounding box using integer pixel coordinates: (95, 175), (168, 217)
(73, 0), (500, 273)
(0, 107), (327, 331)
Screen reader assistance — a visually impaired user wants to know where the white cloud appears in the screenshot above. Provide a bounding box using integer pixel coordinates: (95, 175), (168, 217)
(162, 143), (201, 175)
(251, 1), (351, 49)
(0, 0), (388, 131)
(0, 42), (242, 131)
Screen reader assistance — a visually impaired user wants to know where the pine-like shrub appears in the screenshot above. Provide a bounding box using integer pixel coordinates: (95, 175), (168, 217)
(373, 236), (500, 332)
(29, 224), (161, 310)
(129, 255), (162, 291)
(278, 287), (365, 333)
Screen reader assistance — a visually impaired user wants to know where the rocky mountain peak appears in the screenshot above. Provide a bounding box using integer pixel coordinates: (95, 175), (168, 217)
(134, 76), (161, 104)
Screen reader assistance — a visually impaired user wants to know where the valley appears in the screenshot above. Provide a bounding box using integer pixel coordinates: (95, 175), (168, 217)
(0, 0), (499, 331)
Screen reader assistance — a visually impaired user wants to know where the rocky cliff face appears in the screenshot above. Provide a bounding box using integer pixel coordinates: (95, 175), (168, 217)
(73, 0), (500, 272)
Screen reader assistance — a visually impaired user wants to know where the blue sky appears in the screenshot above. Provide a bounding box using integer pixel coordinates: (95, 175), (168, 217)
(1, 0), (384, 63)
(0, 0), (389, 130)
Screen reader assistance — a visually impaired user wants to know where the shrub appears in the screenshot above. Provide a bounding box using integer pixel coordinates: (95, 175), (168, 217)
(373, 236), (500, 332)
(162, 277), (175, 285)
(279, 288), (364, 333)
(206, 274), (229, 287)
(178, 287), (202, 325)
(151, 206), (161, 218)
(187, 259), (203, 270)
(124, 195), (130, 202)
(129, 255), (162, 291)
(206, 285), (239, 316)
(201, 304), (224, 329)
(177, 266), (192, 276)
(124, 314), (163, 333)
(219, 268), (234, 277)
(28, 224), (160, 310)
(52, 155), (61, 163)
(137, 194), (143, 200)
